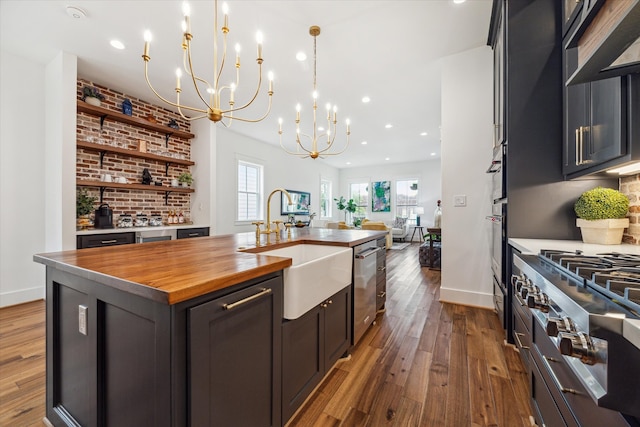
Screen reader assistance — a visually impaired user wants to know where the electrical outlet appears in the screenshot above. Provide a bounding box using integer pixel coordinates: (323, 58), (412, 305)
(454, 195), (467, 207)
(78, 305), (88, 335)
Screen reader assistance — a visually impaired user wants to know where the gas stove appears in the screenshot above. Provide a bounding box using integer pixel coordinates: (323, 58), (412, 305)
(539, 249), (640, 316)
(512, 250), (640, 425)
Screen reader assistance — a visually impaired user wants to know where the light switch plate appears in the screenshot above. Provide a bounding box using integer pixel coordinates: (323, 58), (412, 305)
(78, 305), (88, 335)
(454, 195), (467, 207)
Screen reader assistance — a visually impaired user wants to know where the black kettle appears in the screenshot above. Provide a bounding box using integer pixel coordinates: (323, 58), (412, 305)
(94, 203), (114, 229)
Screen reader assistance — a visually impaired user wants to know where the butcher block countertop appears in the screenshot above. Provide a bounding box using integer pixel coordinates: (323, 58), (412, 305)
(34, 228), (386, 305)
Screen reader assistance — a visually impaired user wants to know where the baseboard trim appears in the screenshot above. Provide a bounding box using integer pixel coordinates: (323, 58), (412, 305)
(439, 287), (493, 309)
(0, 286), (45, 308)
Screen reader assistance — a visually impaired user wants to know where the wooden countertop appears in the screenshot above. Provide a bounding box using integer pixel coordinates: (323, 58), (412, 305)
(34, 228), (386, 305)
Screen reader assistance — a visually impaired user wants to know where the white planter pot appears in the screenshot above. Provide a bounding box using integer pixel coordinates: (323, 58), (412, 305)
(85, 96), (101, 107)
(576, 218), (629, 245)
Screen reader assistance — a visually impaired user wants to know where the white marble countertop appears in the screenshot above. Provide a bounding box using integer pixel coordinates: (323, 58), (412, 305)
(509, 238), (640, 350)
(509, 238), (640, 256)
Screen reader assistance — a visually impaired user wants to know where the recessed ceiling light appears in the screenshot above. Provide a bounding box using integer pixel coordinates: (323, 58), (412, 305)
(110, 40), (125, 50)
(346, 161), (352, 165)
(431, 152), (437, 156)
(385, 124), (392, 129)
(362, 96), (370, 103)
(296, 52), (307, 61)
(361, 141), (367, 145)
(66, 5), (87, 19)
(385, 157), (390, 161)
(420, 132), (428, 136)
(453, 0), (466, 3)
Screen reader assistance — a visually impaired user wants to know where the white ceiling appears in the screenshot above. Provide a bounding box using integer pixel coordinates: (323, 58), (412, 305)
(0, 0), (492, 169)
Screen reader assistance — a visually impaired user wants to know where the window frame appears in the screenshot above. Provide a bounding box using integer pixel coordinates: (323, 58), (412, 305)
(320, 178), (333, 219)
(395, 178), (419, 223)
(349, 182), (369, 218)
(236, 159), (264, 224)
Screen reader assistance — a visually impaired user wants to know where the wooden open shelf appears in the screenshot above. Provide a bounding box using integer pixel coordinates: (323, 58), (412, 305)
(77, 140), (195, 170)
(77, 101), (196, 140)
(78, 179), (193, 205)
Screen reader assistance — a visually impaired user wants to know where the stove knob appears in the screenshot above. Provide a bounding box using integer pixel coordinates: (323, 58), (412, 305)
(546, 317), (575, 337)
(511, 274), (526, 288)
(527, 292), (550, 313)
(558, 331), (598, 365)
(521, 284), (539, 300)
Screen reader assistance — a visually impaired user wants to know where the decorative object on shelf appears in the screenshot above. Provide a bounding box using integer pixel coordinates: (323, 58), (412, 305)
(82, 86), (105, 106)
(171, 178), (179, 187)
(94, 203), (114, 229)
(278, 26), (350, 159)
(142, 168), (152, 185)
(121, 98), (133, 116)
(154, 180), (163, 186)
(146, 114), (158, 123)
(415, 206), (425, 226)
(137, 139), (147, 152)
(76, 189), (98, 229)
(575, 187), (629, 244)
(141, 0), (273, 125)
(178, 172), (193, 187)
(334, 196), (357, 223)
(433, 200), (442, 228)
(167, 118), (180, 129)
(372, 181), (391, 212)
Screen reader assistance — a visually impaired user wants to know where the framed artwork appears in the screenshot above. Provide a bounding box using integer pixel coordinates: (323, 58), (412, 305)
(372, 181), (391, 212)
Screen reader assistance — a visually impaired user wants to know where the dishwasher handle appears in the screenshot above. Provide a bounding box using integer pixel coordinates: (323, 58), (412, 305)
(355, 247), (381, 259)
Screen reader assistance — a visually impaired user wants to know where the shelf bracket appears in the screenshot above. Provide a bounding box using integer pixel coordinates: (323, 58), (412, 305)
(165, 162), (170, 176)
(99, 186), (106, 203)
(164, 191), (172, 205)
(99, 151), (106, 168)
(99, 115), (107, 131)
(164, 133), (171, 148)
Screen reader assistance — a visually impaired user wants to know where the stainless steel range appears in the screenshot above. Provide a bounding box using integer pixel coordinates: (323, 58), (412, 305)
(511, 250), (640, 427)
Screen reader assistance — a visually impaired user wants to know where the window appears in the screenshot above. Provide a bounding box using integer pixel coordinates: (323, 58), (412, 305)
(396, 179), (419, 221)
(320, 178), (332, 219)
(350, 182), (369, 217)
(237, 160), (263, 222)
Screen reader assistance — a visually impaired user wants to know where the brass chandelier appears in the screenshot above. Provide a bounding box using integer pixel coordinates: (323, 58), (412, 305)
(278, 26), (350, 159)
(142, 0), (273, 124)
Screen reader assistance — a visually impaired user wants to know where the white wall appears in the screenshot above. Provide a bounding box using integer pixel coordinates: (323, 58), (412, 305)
(440, 46), (493, 308)
(214, 127), (340, 235)
(0, 51), (47, 306)
(338, 160), (441, 227)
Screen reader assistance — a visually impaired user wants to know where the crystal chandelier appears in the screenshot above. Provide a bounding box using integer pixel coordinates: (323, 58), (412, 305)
(142, 0), (273, 124)
(278, 26), (350, 159)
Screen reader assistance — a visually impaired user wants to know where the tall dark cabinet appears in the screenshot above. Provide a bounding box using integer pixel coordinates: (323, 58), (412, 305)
(487, 0), (617, 342)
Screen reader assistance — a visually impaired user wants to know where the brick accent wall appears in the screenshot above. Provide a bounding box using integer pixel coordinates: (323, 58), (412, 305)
(621, 174), (640, 245)
(76, 79), (193, 220)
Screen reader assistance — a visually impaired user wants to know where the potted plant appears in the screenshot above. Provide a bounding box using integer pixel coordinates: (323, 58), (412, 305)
(575, 187), (629, 245)
(82, 86), (105, 107)
(76, 189), (98, 229)
(178, 172), (193, 187)
(334, 196), (357, 223)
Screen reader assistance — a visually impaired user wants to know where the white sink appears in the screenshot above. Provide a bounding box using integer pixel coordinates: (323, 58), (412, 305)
(258, 244), (352, 319)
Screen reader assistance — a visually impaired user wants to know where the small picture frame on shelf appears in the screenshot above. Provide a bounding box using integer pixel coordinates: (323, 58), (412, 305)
(137, 139), (147, 153)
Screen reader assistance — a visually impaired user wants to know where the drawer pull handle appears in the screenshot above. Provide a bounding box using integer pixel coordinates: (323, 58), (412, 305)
(542, 355), (580, 395)
(378, 291), (386, 298)
(514, 332), (530, 350)
(223, 288), (272, 310)
(514, 293), (526, 307)
(100, 239), (118, 244)
(188, 233), (199, 237)
(378, 266), (386, 271)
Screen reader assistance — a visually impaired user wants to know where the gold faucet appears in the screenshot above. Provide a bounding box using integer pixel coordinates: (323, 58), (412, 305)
(257, 188), (293, 245)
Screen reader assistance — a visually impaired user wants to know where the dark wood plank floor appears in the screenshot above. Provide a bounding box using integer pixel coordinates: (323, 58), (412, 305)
(0, 243), (533, 427)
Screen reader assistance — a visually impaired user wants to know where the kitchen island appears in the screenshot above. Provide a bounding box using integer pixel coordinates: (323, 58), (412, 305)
(34, 228), (386, 427)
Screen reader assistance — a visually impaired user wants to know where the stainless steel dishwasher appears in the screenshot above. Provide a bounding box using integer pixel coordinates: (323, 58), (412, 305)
(353, 241), (381, 345)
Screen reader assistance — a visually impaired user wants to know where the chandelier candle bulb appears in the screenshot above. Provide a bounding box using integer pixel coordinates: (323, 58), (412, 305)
(175, 68), (182, 91)
(143, 30), (151, 59)
(268, 71), (274, 92)
(222, 2), (229, 29)
(256, 32), (263, 60)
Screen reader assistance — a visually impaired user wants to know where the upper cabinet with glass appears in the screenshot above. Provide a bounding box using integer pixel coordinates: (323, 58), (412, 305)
(566, 0), (640, 85)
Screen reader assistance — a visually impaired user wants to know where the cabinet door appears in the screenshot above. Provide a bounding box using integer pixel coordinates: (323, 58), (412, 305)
(323, 286), (351, 369)
(282, 306), (323, 422)
(588, 78), (626, 164)
(189, 277), (282, 427)
(176, 227), (210, 239)
(493, 3), (505, 147)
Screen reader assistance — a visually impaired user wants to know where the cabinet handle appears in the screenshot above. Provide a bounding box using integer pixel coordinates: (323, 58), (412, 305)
(542, 355), (580, 394)
(377, 266), (386, 271)
(100, 239), (118, 244)
(514, 292), (526, 307)
(514, 332), (530, 350)
(575, 128), (580, 166)
(378, 291), (386, 298)
(222, 288), (272, 310)
(188, 233), (199, 237)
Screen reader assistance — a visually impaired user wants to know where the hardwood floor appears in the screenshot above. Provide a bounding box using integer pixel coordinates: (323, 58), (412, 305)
(0, 243), (532, 427)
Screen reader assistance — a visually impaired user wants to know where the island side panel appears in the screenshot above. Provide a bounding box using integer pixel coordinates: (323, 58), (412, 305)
(45, 267), (172, 427)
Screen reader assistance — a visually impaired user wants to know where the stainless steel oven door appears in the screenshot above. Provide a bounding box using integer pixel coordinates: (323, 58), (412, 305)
(487, 143), (506, 202)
